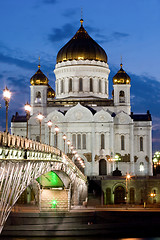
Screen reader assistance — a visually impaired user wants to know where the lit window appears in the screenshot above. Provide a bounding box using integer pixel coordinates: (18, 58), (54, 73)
(140, 162), (144, 172)
(35, 91), (41, 103)
(119, 91), (125, 103)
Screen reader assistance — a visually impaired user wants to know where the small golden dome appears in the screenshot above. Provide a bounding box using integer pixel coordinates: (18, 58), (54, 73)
(56, 19), (107, 63)
(30, 65), (49, 86)
(113, 63), (131, 85)
(47, 84), (55, 98)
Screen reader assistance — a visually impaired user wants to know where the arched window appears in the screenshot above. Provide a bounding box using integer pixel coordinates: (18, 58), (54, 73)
(35, 91), (41, 103)
(61, 80), (64, 93)
(99, 159), (107, 175)
(140, 137), (143, 151)
(121, 135), (125, 150)
(79, 78), (83, 91)
(101, 134), (105, 149)
(99, 79), (101, 93)
(119, 91), (125, 103)
(82, 134), (86, 149)
(140, 162), (144, 172)
(90, 78), (93, 92)
(77, 134), (81, 149)
(72, 134), (76, 148)
(69, 78), (72, 92)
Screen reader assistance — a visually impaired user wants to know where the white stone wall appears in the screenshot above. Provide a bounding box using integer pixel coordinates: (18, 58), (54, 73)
(54, 60), (110, 99)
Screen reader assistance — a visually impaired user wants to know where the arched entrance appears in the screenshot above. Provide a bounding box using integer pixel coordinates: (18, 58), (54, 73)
(114, 186), (125, 204)
(99, 159), (107, 175)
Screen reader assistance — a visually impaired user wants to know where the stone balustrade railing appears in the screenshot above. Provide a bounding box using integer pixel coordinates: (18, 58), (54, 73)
(0, 131), (86, 180)
(0, 131), (60, 155)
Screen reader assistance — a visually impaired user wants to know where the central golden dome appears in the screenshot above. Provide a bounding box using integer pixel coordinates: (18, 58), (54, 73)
(56, 19), (108, 63)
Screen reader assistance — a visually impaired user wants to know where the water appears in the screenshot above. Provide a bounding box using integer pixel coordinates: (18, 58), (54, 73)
(2, 238), (160, 240)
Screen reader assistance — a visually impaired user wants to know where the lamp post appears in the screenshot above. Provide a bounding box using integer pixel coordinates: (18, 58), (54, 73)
(63, 134), (66, 153)
(3, 86), (11, 133)
(47, 120), (52, 146)
(24, 102), (31, 138)
(37, 113), (44, 143)
(54, 125), (59, 148)
(67, 140), (71, 154)
(125, 174), (131, 203)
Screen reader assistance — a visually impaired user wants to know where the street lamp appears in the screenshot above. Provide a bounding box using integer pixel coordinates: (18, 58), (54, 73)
(24, 102), (31, 138)
(47, 120), (52, 146)
(37, 113), (44, 143)
(125, 174), (131, 203)
(3, 86), (11, 133)
(62, 134), (67, 153)
(67, 140), (71, 153)
(54, 125), (59, 148)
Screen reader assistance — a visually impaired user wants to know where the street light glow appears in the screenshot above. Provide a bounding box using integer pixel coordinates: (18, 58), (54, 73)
(24, 102), (31, 113)
(63, 134), (67, 140)
(3, 87), (11, 101)
(37, 113), (44, 121)
(54, 125), (59, 133)
(47, 120), (52, 127)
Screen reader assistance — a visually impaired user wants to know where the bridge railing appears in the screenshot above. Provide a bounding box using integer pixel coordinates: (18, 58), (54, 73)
(0, 131), (86, 180)
(0, 131), (60, 155)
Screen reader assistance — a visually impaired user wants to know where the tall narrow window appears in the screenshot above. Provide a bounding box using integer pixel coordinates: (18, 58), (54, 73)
(119, 91), (125, 103)
(101, 134), (105, 149)
(121, 135), (125, 150)
(105, 81), (107, 94)
(72, 134), (76, 148)
(82, 134), (86, 149)
(77, 134), (81, 149)
(61, 80), (64, 93)
(35, 91), (41, 103)
(140, 137), (143, 151)
(99, 79), (101, 93)
(69, 78), (72, 92)
(140, 162), (144, 172)
(79, 78), (83, 91)
(90, 78), (93, 92)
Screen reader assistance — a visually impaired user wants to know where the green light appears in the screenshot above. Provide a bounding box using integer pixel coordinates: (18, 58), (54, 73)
(50, 199), (57, 208)
(36, 171), (64, 187)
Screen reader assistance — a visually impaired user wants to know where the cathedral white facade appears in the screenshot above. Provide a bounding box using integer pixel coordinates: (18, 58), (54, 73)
(11, 19), (153, 177)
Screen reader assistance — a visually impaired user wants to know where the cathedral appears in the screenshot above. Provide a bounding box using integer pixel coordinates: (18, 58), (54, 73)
(11, 19), (156, 205)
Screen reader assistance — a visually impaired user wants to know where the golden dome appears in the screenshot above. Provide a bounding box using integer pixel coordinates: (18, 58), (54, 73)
(56, 19), (107, 63)
(30, 64), (49, 86)
(47, 84), (55, 98)
(113, 64), (131, 84)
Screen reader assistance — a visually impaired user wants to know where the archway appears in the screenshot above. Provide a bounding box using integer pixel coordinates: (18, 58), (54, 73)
(114, 186), (125, 204)
(99, 159), (107, 175)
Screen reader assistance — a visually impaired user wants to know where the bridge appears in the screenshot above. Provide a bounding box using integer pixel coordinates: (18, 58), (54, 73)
(0, 131), (87, 233)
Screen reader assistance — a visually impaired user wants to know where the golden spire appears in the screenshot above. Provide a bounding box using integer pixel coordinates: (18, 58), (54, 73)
(38, 56), (41, 69)
(80, 8), (83, 26)
(120, 56), (123, 68)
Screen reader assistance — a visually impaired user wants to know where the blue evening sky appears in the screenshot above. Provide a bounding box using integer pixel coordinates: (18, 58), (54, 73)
(0, 0), (160, 152)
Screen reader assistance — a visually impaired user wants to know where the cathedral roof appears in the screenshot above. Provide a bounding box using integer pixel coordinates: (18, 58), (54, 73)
(113, 63), (131, 85)
(47, 84), (55, 98)
(56, 19), (108, 63)
(30, 64), (49, 86)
